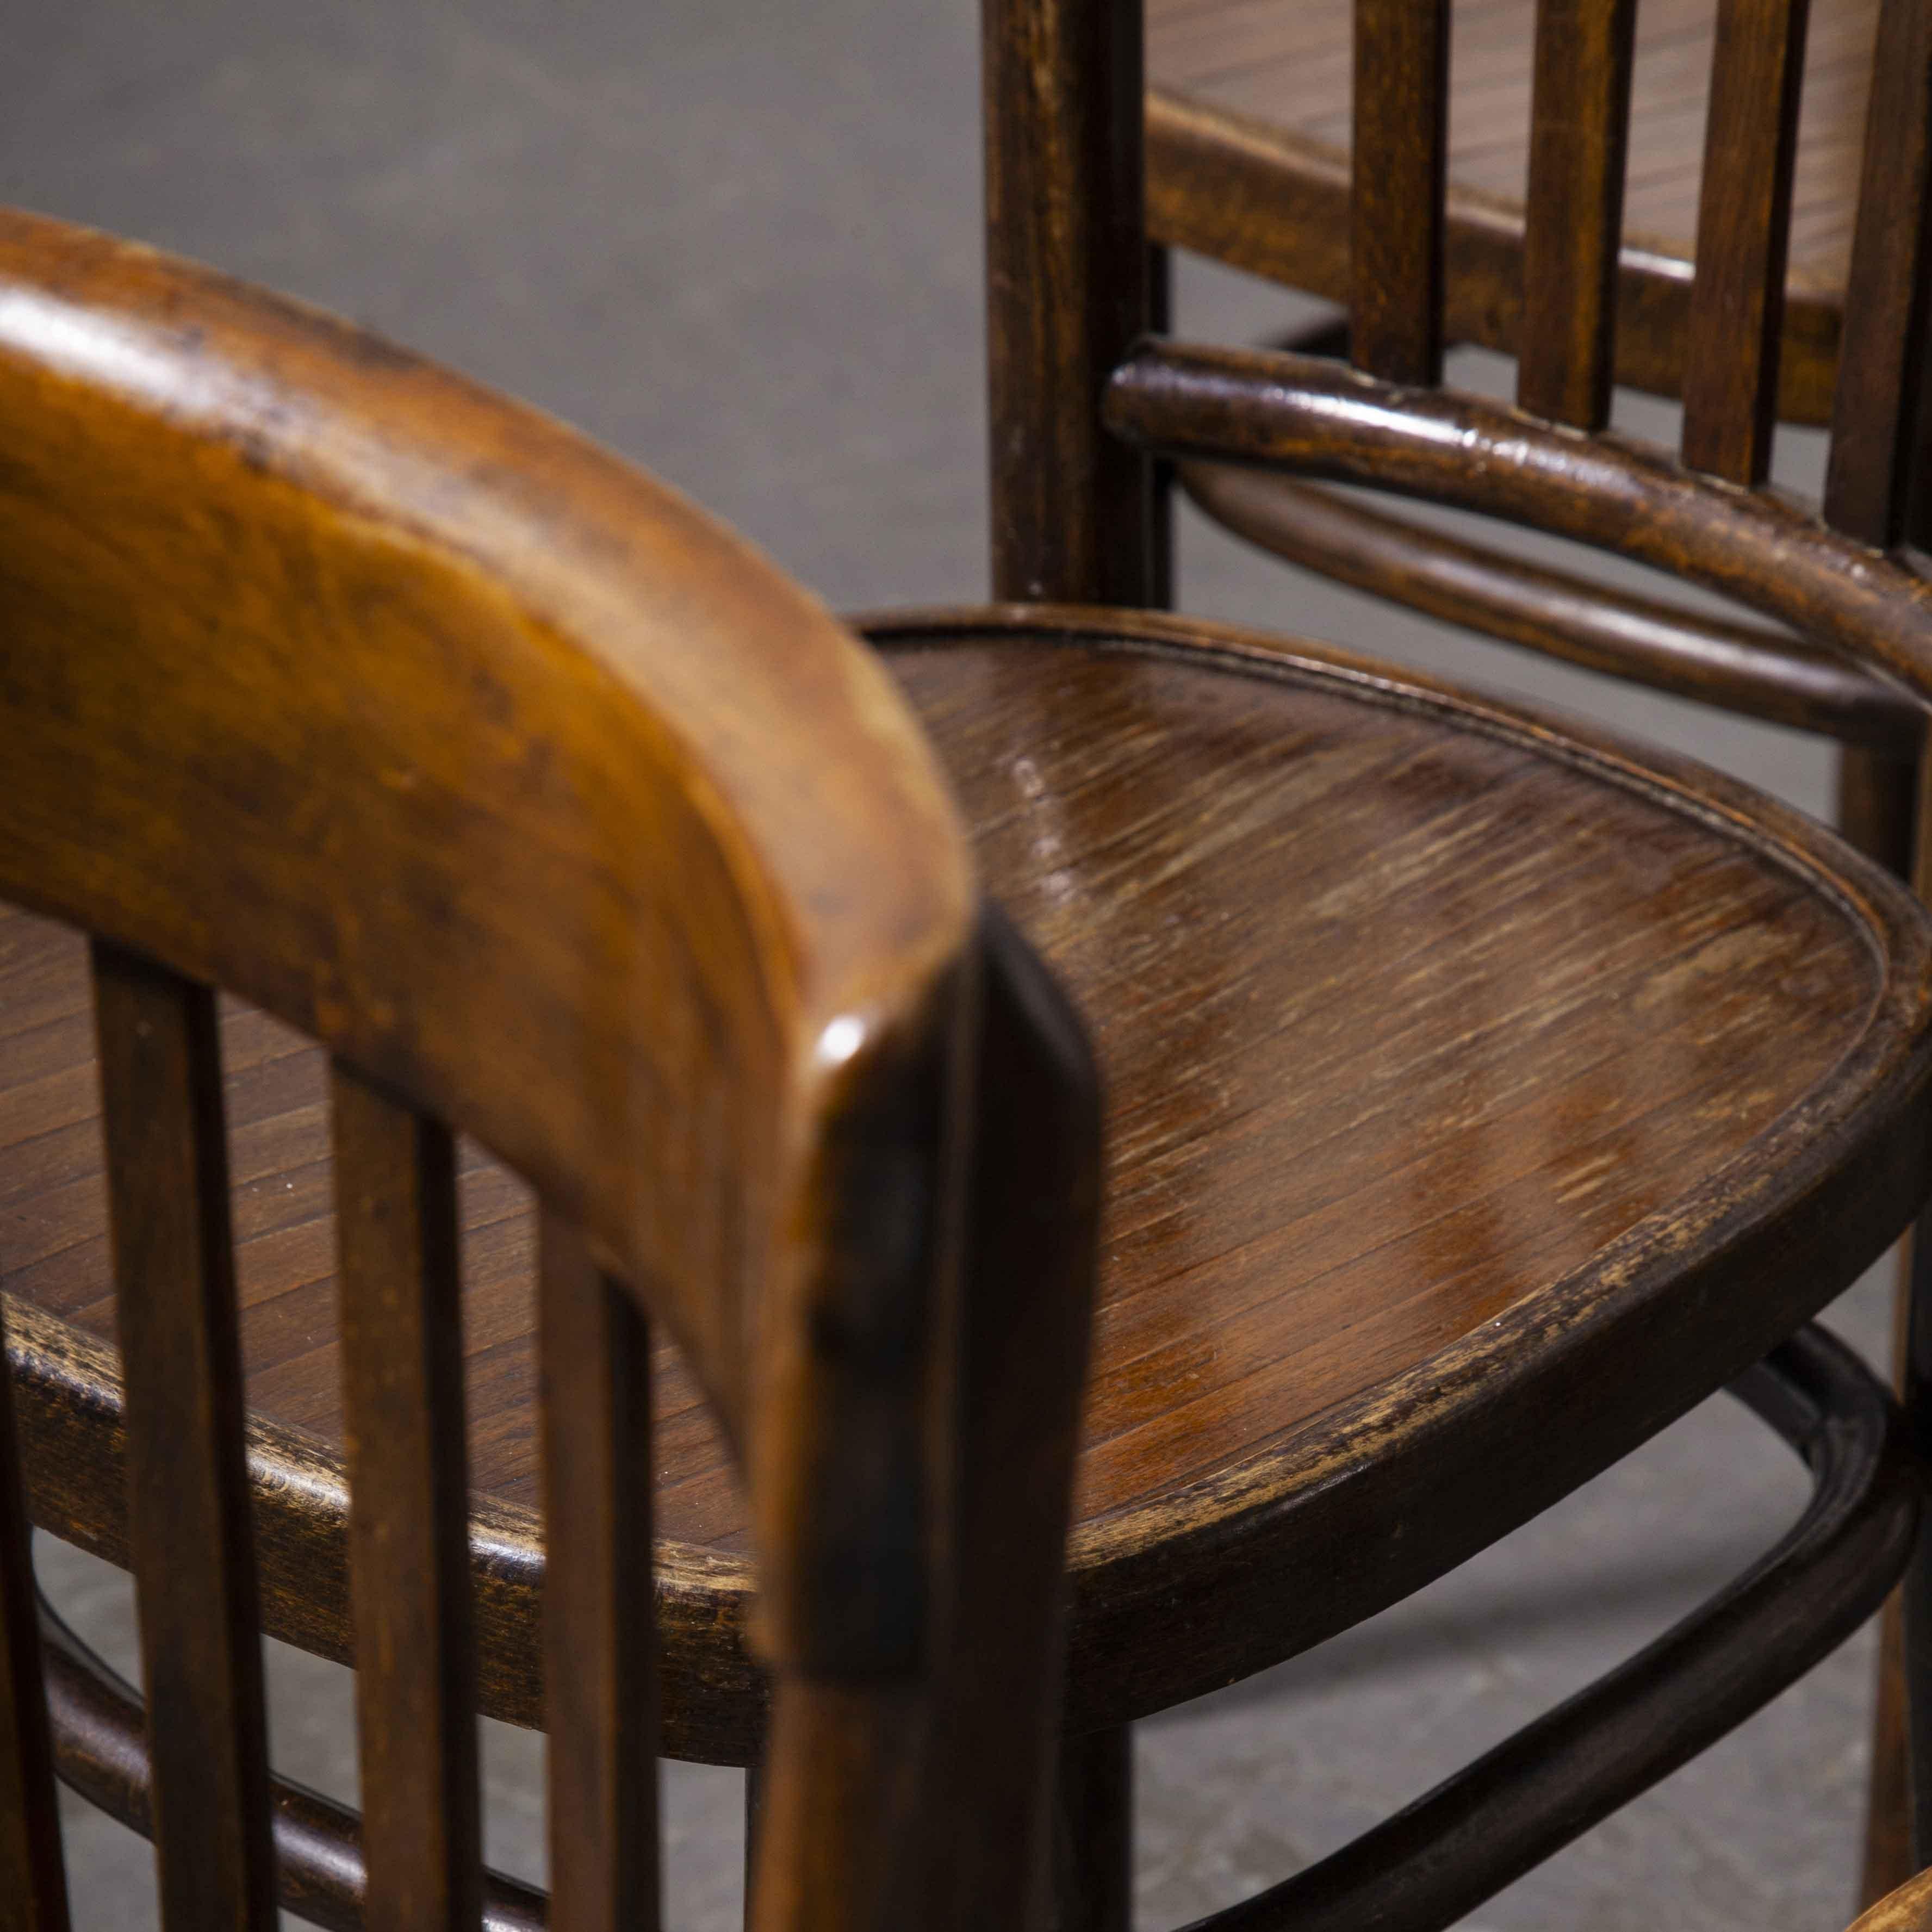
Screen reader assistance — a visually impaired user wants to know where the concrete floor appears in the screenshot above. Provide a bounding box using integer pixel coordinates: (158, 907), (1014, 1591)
(1, 3), (1899, 1926)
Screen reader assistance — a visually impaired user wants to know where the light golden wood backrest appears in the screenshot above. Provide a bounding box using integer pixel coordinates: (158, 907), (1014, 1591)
(0, 207), (1099, 1932)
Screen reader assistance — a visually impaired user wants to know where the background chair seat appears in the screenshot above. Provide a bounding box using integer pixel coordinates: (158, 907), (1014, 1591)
(8, 604), (1929, 1768)
(1147, 0), (1877, 421)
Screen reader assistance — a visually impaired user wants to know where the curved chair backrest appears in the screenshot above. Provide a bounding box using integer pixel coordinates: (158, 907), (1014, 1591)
(988, 0), (1932, 720)
(0, 207), (1100, 1932)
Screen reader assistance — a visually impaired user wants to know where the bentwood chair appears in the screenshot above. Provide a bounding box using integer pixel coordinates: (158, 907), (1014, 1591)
(1146, 0), (1931, 1899)
(0, 207), (1100, 1930)
(1146, 0), (1925, 886)
(12, 3), (1932, 1931)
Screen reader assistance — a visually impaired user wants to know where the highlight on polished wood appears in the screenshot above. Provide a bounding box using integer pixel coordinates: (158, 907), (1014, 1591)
(0, 202), (1102, 1931)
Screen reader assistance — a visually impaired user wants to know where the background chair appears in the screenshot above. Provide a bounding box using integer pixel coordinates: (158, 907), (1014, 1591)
(1145, 0), (1921, 883)
(0, 206), (1101, 1930)
(1143, 0), (1930, 1897)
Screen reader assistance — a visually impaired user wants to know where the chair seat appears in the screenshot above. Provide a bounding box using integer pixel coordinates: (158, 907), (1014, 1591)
(1148, 0), (1877, 420)
(7, 607), (1929, 1760)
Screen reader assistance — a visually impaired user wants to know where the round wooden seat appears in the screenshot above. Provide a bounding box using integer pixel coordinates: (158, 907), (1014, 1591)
(9, 607), (1930, 1763)
(1147, 0), (1878, 420)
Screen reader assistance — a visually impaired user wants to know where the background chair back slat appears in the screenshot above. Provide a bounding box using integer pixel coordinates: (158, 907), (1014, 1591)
(331, 1064), (481, 1932)
(1518, 0), (1639, 428)
(1351, 0), (1451, 387)
(92, 941), (276, 1932)
(1681, 0), (1815, 483)
(0, 1301), (70, 1932)
(540, 1213), (661, 1932)
(983, 0), (1153, 602)
(1824, 0), (1932, 549)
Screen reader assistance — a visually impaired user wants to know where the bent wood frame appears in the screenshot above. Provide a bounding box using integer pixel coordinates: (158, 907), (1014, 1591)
(28, 1318), (1919, 1932)
(994, 0), (1932, 1921)
(0, 206), (1102, 1932)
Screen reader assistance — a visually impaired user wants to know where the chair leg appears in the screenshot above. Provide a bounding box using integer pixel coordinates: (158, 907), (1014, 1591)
(1148, 243), (1174, 613)
(1845, 744), (1921, 1906)
(1051, 1725), (1132, 1932)
(745, 1759), (765, 1923)
(1865, 1589), (1914, 1907)
(1905, 1217), (1932, 1873)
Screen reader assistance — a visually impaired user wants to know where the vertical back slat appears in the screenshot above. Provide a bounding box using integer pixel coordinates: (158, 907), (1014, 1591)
(1352, 0), (1451, 386)
(1680, 0), (1814, 483)
(331, 1063), (480, 1932)
(1517, 0), (1639, 427)
(1823, 0), (1932, 548)
(539, 1211), (660, 1932)
(983, 0), (1152, 604)
(92, 940), (275, 1932)
(0, 1300), (70, 1931)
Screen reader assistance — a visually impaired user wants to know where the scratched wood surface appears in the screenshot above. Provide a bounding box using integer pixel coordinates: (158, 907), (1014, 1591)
(11, 601), (1929, 1762)
(1148, 0), (1875, 298)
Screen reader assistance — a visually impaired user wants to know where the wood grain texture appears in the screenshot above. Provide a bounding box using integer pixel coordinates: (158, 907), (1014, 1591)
(1680, 0), (1813, 484)
(11, 600), (1932, 1755)
(1824, 0), (1932, 547)
(92, 942), (274, 1932)
(0, 207), (984, 1695)
(1176, 459), (1922, 752)
(1104, 339), (1932, 700)
(983, 0), (1153, 602)
(1351, 0), (1450, 385)
(1518, 0), (1637, 427)
(539, 1214), (659, 1932)
(1825, 0), (1932, 1883)
(1147, 0), (1875, 423)
(1867, 1589), (1916, 1907)
(332, 1064), (479, 1932)
(0, 210), (1040, 1924)
(0, 205), (973, 1536)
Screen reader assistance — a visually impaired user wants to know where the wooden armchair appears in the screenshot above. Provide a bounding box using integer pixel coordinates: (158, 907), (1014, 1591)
(1145, 0), (1927, 888)
(10, 0), (1932, 1923)
(0, 208), (1100, 1931)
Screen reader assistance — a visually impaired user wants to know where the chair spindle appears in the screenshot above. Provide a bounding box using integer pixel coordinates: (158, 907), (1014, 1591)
(983, 0), (1153, 605)
(1518, 0), (1639, 428)
(539, 1212), (660, 1932)
(0, 1295), (69, 1932)
(92, 940), (276, 1932)
(1680, 0), (1815, 484)
(1351, 0), (1451, 387)
(1823, 0), (1932, 549)
(332, 1064), (480, 1932)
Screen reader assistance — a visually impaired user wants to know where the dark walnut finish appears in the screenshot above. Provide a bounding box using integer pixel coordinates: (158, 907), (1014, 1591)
(0, 205), (1103, 1932)
(1150, 0), (1928, 853)
(1008, 0), (1932, 1918)
(1148, 0), (1873, 422)
(9, 600), (1932, 1746)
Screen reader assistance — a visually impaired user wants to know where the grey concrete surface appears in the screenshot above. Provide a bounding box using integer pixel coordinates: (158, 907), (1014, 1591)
(0, 3), (1897, 1925)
